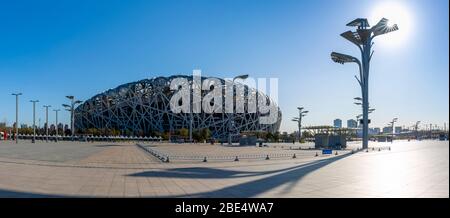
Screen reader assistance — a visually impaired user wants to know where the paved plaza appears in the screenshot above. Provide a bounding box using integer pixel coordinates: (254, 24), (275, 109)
(0, 140), (447, 197)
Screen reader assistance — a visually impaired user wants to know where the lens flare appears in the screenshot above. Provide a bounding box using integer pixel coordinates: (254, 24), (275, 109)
(370, 1), (413, 46)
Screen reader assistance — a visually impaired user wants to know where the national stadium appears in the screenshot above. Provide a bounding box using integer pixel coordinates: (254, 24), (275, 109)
(74, 75), (282, 139)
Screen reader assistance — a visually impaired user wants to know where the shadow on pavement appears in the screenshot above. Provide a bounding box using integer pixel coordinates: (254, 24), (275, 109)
(0, 189), (69, 198)
(128, 166), (302, 179)
(129, 152), (353, 197)
(94, 144), (124, 147)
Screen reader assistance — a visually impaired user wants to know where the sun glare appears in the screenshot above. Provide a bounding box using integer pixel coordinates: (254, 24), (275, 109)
(369, 1), (413, 46)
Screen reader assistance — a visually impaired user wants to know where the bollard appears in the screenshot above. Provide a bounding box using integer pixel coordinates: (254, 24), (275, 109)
(165, 157), (170, 163)
(234, 156), (239, 161)
(203, 157), (207, 162)
(366, 149), (369, 153)
(335, 151), (338, 155)
(351, 150), (354, 154)
(315, 152), (318, 157)
(292, 153), (296, 159)
(378, 148), (381, 152)
(372, 147), (375, 151)
(389, 147), (391, 151)
(265, 155), (270, 160)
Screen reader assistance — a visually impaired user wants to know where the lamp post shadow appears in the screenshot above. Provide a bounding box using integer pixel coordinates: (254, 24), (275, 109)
(128, 152), (354, 198)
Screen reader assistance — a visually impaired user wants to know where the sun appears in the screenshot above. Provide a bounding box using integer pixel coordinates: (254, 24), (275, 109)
(369, 1), (413, 46)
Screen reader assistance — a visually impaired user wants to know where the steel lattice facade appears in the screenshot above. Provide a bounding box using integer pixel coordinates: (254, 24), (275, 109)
(74, 75), (282, 139)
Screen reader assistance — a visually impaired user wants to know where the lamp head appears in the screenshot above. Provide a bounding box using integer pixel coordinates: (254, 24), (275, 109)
(372, 18), (399, 37)
(233, 74), (249, 81)
(331, 52), (358, 64)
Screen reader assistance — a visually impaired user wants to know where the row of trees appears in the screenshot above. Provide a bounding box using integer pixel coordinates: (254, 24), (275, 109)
(163, 128), (211, 142)
(2, 126), (324, 143)
(73, 127), (316, 142)
(0, 127), (72, 136)
(76, 127), (211, 142)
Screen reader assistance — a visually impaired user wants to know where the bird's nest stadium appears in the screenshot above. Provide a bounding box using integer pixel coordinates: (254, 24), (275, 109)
(74, 75), (282, 139)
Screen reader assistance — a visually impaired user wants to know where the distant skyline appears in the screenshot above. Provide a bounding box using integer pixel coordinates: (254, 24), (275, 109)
(0, 0), (448, 133)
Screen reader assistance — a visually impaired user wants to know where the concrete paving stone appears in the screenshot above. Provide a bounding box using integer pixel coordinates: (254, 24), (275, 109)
(0, 140), (447, 197)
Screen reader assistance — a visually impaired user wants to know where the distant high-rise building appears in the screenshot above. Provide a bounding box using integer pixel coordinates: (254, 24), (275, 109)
(395, 126), (402, 134)
(347, 119), (357, 128)
(20, 124), (28, 129)
(334, 119), (342, 128)
(373, 127), (381, 135)
(383, 126), (393, 134)
(50, 124), (56, 132)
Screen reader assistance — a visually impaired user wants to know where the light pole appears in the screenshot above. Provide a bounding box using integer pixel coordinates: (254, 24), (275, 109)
(354, 97), (374, 127)
(63, 96), (82, 141)
(292, 107), (308, 143)
(43, 105), (51, 142)
(228, 74), (249, 145)
(331, 18), (398, 149)
(30, 100), (39, 143)
(389, 118), (398, 142)
(414, 121), (420, 139)
(189, 112), (193, 142)
(356, 114), (362, 127)
(430, 123), (433, 139)
(53, 109), (60, 142)
(11, 93), (22, 144)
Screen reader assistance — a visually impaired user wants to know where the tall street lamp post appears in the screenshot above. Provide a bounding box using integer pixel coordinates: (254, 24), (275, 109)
(331, 17), (398, 149)
(11, 93), (22, 144)
(292, 107), (308, 143)
(30, 100), (39, 143)
(53, 109), (60, 142)
(228, 74), (249, 145)
(414, 121), (421, 139)
(389, 118), (398, 143)
(63, 96), (82, 141)
(43, 105), (51, 142)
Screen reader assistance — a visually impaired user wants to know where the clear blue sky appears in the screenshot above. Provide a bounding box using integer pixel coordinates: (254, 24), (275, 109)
(0, 0), (448, 132)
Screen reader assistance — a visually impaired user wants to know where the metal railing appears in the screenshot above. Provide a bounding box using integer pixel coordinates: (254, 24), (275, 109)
(367, 146), (391, 152)
(136, 143), (348, 163)
(3, 134), (163, 142)
(136, 143), (169, 162)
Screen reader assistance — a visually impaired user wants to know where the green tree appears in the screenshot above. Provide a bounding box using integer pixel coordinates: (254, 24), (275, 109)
(201, 128), (211, 141)
(179, 128), (189, 138)
(266, 132), (274, 141)
(273, 131), (280, 142)
(162, 131), (170, 141)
